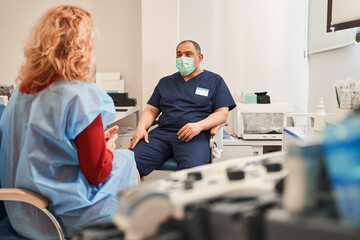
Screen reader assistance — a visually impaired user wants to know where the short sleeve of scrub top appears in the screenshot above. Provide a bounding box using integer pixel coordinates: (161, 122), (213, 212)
(64, 82), (116, 139)
(211, 76), (236, 111)
(147, 84), (161, 109)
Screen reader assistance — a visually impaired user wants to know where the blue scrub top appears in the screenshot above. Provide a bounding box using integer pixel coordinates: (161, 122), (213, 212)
(148, 70), (236, 131)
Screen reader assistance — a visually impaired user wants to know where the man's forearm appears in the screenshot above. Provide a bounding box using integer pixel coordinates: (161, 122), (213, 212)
(177, 107), (229, 142)
(198, 107), (229, 131)
(137, 112), (156, 131)
(136, 105), (160, 131)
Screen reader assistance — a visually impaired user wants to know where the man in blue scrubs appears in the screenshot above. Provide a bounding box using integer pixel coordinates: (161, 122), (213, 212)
(129, 40), (236, 177)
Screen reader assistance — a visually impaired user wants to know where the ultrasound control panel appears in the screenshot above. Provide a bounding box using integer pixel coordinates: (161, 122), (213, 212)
(113, 152), (287, 240)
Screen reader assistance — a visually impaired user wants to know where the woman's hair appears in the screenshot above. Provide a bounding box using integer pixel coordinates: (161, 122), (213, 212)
(18, 5), (96, 94)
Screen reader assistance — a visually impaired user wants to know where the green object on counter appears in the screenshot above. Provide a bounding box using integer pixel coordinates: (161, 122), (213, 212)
(245, 94), (257, 104)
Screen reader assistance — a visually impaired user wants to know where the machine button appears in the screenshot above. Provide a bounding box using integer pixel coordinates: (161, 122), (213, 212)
(226, 168), (245, 180)
(264, 163), (282, 172)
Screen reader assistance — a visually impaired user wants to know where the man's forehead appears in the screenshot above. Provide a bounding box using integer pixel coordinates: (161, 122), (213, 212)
(177, 42), (196, 52)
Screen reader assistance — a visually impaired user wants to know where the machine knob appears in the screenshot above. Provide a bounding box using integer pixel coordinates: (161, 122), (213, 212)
(187, 171), (202, 181)
(226, 168), (245, 181)
(184, 180), (194, 190)
(264, 163), (282, 172)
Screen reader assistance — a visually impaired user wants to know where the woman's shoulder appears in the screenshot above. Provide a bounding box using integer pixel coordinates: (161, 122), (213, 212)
(52, 79), (96, 89)
(50, 79), (104, 96)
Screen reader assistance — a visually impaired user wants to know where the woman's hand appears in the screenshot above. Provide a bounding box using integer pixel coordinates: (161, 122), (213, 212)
(105, 125), (119, 152)
(105, 125), (119, 140)
(106, 133), (118, 152)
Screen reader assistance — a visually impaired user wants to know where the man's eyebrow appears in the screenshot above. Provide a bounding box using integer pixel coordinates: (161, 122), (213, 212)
(177, 51), (193, 54)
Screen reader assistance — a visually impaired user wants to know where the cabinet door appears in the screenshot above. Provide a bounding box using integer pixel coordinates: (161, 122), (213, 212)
(220, 145), (253, 161)
(116, 134), (133, 149)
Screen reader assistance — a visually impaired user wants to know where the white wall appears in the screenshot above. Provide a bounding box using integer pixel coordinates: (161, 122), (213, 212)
(308, 44), (360, 113)
(0, 0), (142, 128)
(0, 0), (141, 104)
(0, 0), (90, 86)
(180, 0), (310, 131)
(3, 1), (357, 131)
(307, 0), (360, 113)
(141, 0), (179, 108)
(91, 0), (142, 108)
(91, 0), (142, 128)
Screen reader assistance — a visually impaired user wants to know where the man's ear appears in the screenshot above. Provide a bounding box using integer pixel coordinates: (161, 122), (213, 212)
(198, 53), (204, 62)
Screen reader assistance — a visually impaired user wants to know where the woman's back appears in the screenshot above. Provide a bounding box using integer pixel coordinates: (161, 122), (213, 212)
(0, 80), (138, 239)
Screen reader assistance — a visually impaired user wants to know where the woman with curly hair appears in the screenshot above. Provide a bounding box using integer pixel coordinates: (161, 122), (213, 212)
(0, 5), (139, 239)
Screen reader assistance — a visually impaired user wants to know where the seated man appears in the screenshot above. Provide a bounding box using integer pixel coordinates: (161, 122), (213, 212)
(129, 40), (236, 177)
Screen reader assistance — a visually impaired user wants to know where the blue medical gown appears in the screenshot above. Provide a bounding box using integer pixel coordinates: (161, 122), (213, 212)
(0, 80), (138, 239)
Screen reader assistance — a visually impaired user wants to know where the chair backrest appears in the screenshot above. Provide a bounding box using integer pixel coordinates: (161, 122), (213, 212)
(0, 188), (65, 240)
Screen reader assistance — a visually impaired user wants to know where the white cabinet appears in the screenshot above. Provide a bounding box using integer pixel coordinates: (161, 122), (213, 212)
(221, 145), (253, 160)
(116, 133), (133, 149)
(220, 136), (282, 161)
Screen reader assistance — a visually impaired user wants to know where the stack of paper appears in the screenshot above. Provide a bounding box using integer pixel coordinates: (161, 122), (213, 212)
(0, 95), (8, 106)
(95, 72), (124, 92)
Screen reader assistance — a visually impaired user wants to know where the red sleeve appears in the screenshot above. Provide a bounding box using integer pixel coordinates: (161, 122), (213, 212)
(75, 114), (113, 185)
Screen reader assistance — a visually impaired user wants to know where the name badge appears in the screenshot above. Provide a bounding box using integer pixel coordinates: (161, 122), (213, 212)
(195, 87), (209, 97)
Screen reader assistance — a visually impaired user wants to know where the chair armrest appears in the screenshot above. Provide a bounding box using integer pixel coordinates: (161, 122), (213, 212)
(210, 125), (220, 137)
(209, 125), (223, 147)
(0, 188), (49, 209)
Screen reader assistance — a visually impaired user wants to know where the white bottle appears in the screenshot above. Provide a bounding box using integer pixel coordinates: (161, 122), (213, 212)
(239, 90), (245, 103)
(314, 97), (326, 131)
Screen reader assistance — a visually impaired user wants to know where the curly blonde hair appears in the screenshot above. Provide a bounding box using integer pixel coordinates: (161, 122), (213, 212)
(18, 5), (96, 94)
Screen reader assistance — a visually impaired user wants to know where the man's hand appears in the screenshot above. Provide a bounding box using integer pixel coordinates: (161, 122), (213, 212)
(177, 122), (203, 142)
(128, 128), (149, 149)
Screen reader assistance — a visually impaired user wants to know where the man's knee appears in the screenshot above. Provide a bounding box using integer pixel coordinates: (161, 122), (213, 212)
(131, 139), (171, 177)
(176, 147), (211, 170)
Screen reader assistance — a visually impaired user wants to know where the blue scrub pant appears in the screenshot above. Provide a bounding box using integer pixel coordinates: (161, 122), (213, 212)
(132, 128), (211, 177)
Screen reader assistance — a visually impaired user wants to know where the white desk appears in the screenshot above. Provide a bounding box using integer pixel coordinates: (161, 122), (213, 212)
(112, 106), (140, 149)
(282, 127), (322, 150)
(113, 106), (140, 124)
